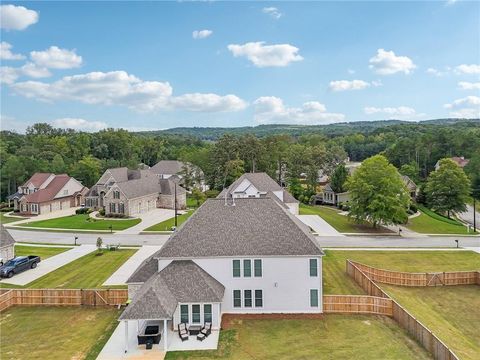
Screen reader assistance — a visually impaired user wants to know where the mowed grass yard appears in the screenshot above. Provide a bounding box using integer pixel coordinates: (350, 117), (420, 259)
(14, 244), (72, 259)
(166, 315), (431, 360)
(406, 206), (476, 234)
(381, 285), (480, 360)
(0, 212), (24, 224)
(0, 249), (136, 289)
(18, 214), (141, 231)
(322, 250), (480, 294)
(144, 210), (194, 231)
(0, 306), (120, 360)
(299, 204), (392, 233)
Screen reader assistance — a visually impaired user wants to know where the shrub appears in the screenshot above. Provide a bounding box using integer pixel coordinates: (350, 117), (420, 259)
(0, 207), (14, 213)
(205, 189), (220, 198)
(409, 203), (418, 213)
(98, 208), (105, 216)
(75, 208), (90, 215)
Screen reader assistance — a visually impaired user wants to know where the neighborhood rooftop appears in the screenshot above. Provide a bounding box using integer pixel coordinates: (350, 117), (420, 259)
(0, 225), (15, 248)
(150, 160), (188, 175)
(219, 172), (283, 198)
(155, 197), (324, 259)
(120, 260), (225, 320)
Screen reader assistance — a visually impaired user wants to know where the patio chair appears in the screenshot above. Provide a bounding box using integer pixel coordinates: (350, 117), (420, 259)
(200, 322), (212, 337)
(178, 323), (189, 342)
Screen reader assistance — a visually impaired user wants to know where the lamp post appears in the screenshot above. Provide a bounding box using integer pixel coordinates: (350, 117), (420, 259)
(174, 181), (178, 228)
(74, 236), (78, 246)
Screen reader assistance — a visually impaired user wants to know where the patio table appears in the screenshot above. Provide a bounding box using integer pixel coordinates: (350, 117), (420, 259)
(188, 325), (202, 335)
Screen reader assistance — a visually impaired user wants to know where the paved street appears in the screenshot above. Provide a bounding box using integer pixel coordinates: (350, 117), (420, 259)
(7, 228), (479, 249)
(458, 204), (480, 229)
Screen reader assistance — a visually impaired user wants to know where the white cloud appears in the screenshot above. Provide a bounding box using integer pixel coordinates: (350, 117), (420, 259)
(455, 64), (480, 75)
(369, 49), (416, 75)
(192, 30), (213, 39)
(254, 96), (345, 124)
(170, 93), (247, 112)
(10, 70), (247, 113)
(20, 62), (51, 78)
(329, 80), (372, 92)
(347, 69), (356, 74)
(227, 42), (303, 67)
(51, 118), (107, 131)
(0, 66), (19, 84)
(0, 4), (39, 30)
(444, 96), (480, 118)
(445, 0), (458, 6)
(426, 67), (448, 77)
(364, 106), (423, 120)
(458, 81), (480, 90)
(30, 46), (83, 69)
(0, 41), (25, 60)
(262, 7), (282, 19)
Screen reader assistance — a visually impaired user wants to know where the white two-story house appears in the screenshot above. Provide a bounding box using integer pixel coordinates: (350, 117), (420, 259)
(218, 172), (299, 215)
(119, 196), (323, 352)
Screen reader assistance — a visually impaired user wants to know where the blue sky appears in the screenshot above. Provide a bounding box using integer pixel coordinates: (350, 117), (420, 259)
(1, 1), (479, 132)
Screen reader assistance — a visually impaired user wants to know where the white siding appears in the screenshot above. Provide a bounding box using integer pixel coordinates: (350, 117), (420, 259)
(160, 257), (323, 314)
(54, 178), (84, 199)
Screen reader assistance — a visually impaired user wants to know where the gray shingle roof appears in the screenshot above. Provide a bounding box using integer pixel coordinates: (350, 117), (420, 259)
(113, 176), (186, 200)
(155, 197), (324, 259)
(150, 160), (186, 176)
(127, 256), (158, 283)
(120, 260), (225, 320)
(0, 225), (15, 248)
(220, 173), (282, 197)
(282, 190), (299, 204)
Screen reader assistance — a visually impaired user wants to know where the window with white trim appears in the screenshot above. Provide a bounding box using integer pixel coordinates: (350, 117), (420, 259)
(232, 260), (241, 278)
(232, 259), (262, 278)
(233, 290), (241, 308)
(244, 290), (252, 307)
(255, 290), (263, 307)
(180, 304), (189, 323)
(243, 259), (251, 277)
(309, 259), (318, 277)
(310, 289), (319, 307)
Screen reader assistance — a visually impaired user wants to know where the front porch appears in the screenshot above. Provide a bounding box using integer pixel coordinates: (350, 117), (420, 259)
(97, 320), (219, 359)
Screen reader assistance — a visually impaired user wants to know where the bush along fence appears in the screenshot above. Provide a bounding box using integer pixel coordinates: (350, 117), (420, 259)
(350, 260), (480, 287)
(346, 260), (461, 360)
(0, 288), (128, 312)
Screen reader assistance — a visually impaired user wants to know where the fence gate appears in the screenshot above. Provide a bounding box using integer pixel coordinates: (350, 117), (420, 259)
(426, 273), (444, 286)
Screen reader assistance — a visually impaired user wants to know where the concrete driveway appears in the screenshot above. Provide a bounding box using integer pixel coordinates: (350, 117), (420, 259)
(458, 205), (480, 230)
(117, 208), (177, 234)
(0, 244), (96, 286)
(296, 215), (344, 236)
(103, 245), (162, 286)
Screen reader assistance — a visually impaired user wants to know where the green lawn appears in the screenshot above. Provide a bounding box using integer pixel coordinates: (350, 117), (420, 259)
(144, 210), (194, 231)
(0, 306), (120, 360)
(299, 204), (392, 233)
(18, 214), (141, 231)
(406, 206), (475, 234)
(322, 250), (480, 295)
(0, 249), (136, 289)
(165, 315), (431, 360)
(381, 285), (480, 360)
(0, 212), (24, 224)
(187, 196), (205, 209)
(14, 244), (72, 260)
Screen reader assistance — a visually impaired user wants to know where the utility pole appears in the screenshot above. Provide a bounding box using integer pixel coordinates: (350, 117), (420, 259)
(174, 181), (178, 227)
(473, 196), (476, 233)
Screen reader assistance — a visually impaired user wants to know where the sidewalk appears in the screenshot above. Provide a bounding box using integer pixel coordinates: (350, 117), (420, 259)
(103, 245), (162, 286)
(0, 244), (96, 286)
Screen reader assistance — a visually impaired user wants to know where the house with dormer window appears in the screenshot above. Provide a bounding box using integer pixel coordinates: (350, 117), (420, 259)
(118, 196), (323, 353)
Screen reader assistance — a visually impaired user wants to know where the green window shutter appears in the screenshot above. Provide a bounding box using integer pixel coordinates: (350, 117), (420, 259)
(232, 260), (241, 277)
(254, 259), (262, 277)
(310, 259), (318, 277)
(255, 290), (263, 307)
(192, 304), (201, 323)
(180, 304), (189, 323)
(310, 289), (319, 307)
(243, 259), (251, 277)
(204, 304), (212, 323)
(244, 290), (252, 307)
(233, 290), (241, 307)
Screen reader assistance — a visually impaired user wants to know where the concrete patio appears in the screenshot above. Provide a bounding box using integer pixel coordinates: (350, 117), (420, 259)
(97, 320), (219, 359)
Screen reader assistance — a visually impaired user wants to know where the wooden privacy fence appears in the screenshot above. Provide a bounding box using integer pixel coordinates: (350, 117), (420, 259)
(323, 295), (393, 316)
(0, 288), (128, 312)
(346, 260), (460, 360)
(350, 261), (480, 287)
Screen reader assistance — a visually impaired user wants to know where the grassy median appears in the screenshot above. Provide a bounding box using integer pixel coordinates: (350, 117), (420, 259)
(18, 214), (141, 231)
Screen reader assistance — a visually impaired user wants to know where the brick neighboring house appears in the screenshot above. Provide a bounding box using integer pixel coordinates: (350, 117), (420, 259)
(434, 156), (470, 171)
(85, 167), (186, 217)
(0, 225), (15, 265)
(7, 173), (88, 216)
